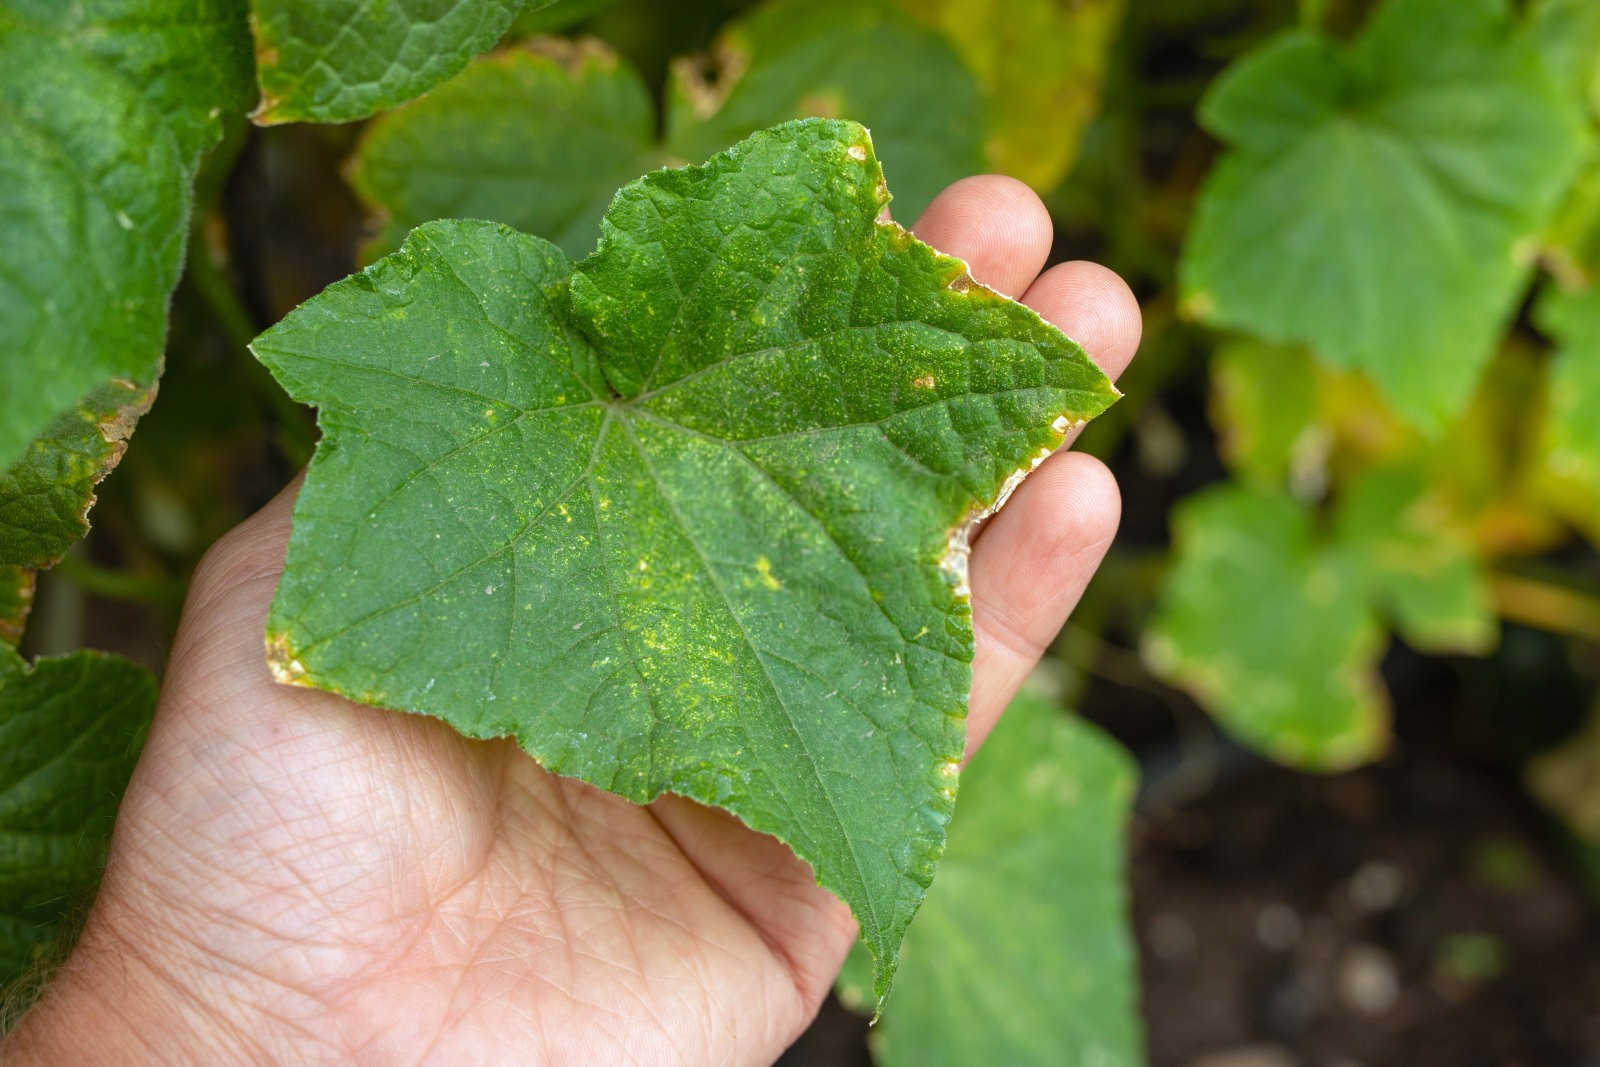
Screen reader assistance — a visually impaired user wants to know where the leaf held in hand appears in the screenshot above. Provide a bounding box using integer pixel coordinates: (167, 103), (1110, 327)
(251, 119), (1117, 1002)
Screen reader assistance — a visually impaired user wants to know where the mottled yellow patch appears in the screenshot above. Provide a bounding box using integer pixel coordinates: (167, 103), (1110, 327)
(265, 631), (311, 687)
(755, 555), (781, 590)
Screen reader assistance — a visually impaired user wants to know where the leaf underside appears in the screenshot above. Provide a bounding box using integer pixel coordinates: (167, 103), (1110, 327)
(252, 119), (1117, 1003)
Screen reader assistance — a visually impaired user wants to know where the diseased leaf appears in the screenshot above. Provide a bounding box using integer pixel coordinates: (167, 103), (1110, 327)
(0, 0), (252, 472)
(348, 39), (662, 264)
(1534, 283), (1600, 542)
(350, 0), (985, 261)
(1209, 338), (1321, 490)
(0, 646), (156, 990)
(250, 0), (557, 124)
(1147, 471), (1496, 770)
(836, 690), (1142, 1066)
(0, 380), (153, 573)
(1144, 486), (1388, 770)
(252, 120), (1118, 1002)
(0, 0), (250, 596)
(1180, 0), (1589, 431)
(0, 569), (30, 647)
(1335, 466), (1497, 655)
(894, 0), (1123, 191)
(665, 0), (983, 221)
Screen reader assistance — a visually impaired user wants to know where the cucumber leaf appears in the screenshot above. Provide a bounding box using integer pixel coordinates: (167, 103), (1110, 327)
(348, 39), (663, 264)
(0, 0), (252, 621)
(250, 0), (557, 124)
(252, 120), (1118, 1003)
(349, 0), (984, 262)
(1180, 0), (1589, 431)
(836, 690), (1142, 1067)
(0, 646), (156, 990)
(1146, 471), (1493, 771)
(1534, 284), (1600, 543)
(0, 0), (251, 472)
(893, 0), (1123, 191)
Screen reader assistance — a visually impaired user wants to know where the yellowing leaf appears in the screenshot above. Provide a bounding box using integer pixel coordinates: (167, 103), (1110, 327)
(895, 0), (1123, 190)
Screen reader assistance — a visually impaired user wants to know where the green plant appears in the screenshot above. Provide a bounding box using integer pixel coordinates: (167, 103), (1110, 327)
(3, 0), (1599, 1061)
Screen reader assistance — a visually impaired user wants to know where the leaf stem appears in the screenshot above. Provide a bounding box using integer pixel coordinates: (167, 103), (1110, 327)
(52, 556), (184, 607)
(1490, 571), (1600, 644)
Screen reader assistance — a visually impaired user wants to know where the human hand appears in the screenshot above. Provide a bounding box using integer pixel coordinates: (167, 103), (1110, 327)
(4, 177), (1140, 1066)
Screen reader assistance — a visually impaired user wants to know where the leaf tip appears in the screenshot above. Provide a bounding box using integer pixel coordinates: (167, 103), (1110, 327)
(265, 630), (311, 687)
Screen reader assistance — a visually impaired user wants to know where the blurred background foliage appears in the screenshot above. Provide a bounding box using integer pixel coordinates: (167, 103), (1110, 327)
(7, 0), (1600, 1061)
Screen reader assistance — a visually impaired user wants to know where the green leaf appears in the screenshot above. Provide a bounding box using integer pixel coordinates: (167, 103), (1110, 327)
(0, 0), (252, 473)
(1335, 466), (1497, 654)
(893, 0), (1123, 191)
(509, 0), (614, 36)
(664, 0), (983, 222)
(0, 569), (30, 647)
(348, 39), (662, 264)
(250, 0), (557, 124)
(252, 120), (1118, 1003)
(1534, 283), (1600, 542)
(349, 0), (985, 261)
(0, 646), (156, 990)
(836, 689), (1142, 1066)
(1180, 0), (1590, 431)
(1145, 485), (1388, 770)
(0, 380), (153, 573)
(1147, 470), (1496, 770)
(1209, 338), (1321, 489)
(1530, 0), (1600, 116)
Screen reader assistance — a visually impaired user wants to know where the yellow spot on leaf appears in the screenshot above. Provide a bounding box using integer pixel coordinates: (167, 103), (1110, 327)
(755, 555), (781, 590)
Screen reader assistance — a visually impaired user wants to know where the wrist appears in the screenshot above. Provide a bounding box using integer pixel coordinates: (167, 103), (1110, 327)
(3, 894), (280, 1063)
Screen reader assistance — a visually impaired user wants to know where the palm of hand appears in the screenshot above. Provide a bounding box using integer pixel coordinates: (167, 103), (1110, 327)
(118, 546), (850, 1061)
(11, 178), (1138, 1067)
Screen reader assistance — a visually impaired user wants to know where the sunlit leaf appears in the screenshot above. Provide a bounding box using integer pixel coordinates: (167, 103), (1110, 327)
(253, 120), (1118, 1003)
(1534, 283), (1600, 543)
(1144, 485), (1388, 770)
(894, 0), (1123, 191)
(1209, 338), (1320, 490)
(1181, 0), (1589, 431)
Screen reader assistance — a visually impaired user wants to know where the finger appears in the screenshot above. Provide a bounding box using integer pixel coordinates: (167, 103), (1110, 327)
(183, 473), (304, 623)
(964, 451), (1121, 759)
(910, 175), (1053, 298)
(1021, 260), (1142, 382)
